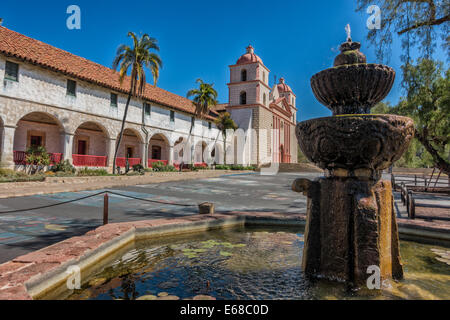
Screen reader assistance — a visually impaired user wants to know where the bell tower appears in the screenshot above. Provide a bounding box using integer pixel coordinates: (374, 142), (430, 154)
(228, 45), (270, 108)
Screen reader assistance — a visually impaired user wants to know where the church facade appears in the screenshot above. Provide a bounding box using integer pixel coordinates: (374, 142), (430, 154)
(0, 27), (297, 171)
(218, 45), (298, 166)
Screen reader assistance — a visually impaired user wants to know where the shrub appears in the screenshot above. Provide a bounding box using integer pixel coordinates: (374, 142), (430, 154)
(151, 161), (177, 172)
(25, 146), (50, 174)
(132, 163), (145, 174)
(228, 165), (257, 171)
(0, 168), (45, 183)
(77, 167), (109, 176)
(51, 160), (76, 174)
(194, 165), (209, 170)
(215, 164), (231, 170)
(0, 168), (17, 176)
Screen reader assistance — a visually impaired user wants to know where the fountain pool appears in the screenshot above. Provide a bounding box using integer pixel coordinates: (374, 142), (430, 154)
(62, 226), (450, 300)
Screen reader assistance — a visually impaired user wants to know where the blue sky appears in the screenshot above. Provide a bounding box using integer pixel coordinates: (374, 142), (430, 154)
(1, 0), (447, 121)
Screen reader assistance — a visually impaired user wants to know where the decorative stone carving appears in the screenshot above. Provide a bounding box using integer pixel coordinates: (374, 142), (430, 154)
(333, 41), (367, 66)
(311, 39), (396, 116)
(311, 64), (395, 115)
(296, 115), (415, 175)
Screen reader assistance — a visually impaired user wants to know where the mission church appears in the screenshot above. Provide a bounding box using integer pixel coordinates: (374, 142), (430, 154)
(0, 27), (297, 171)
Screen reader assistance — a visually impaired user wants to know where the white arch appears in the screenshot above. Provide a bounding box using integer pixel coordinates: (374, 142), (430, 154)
(13, 111), (66, 155)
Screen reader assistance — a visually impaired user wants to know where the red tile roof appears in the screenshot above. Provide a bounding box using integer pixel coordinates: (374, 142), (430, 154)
(211, 103), (228, 113)
(0, 27), (216, 120)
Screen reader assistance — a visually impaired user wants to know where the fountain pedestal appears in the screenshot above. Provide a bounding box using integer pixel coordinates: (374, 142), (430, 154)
(294, 177), (403, 284)
(294, 36), (414, 286)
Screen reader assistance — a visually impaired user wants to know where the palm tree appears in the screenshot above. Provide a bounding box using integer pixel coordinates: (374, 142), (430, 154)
(112, 32), (162, 174)
(186, 79), (218, 163)
(214, 112), (237, 165)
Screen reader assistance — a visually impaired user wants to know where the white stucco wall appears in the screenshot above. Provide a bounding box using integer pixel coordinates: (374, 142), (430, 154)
(13, 120), (63, 153)
(0, 56), (223, 146)
(73, 128), (108, 156)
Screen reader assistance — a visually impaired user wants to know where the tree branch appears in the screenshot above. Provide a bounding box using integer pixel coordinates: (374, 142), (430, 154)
(398, 14), (450, 35)
(415, 128), (450, 176)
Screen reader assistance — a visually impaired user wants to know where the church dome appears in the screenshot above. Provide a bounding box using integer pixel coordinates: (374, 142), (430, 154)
(236, 45), (263, 65)
(277, 78), (292, 93)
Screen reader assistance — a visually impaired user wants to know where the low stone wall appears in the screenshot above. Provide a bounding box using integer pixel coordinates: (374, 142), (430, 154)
(0, 209), (448, 300)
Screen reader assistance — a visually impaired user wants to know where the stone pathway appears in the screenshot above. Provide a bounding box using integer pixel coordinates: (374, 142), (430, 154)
(0, 172), (315, 264)
(0, 170), (251, 199)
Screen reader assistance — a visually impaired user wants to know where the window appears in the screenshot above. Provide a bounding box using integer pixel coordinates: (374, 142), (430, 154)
(152, 146), (162, 160)
(263, 72), (266, 83)
(110, 93), (118, 107)
(240, 91), (247, 105)
(191, 117), (195, 127)
(5, 61), (19, 81)
(144, 102), (151, 116)
(77, 140), (87, 155)
(30, 135), (43, 147)
(67, 79), (77, 97)
(27, 131), (46, 148)
(126, 146), (134, 158)
(208, 122), (212, 130)
(241, 69), (247, 81)
(263, 93), (266, 106)
(170, 110), (175, 122)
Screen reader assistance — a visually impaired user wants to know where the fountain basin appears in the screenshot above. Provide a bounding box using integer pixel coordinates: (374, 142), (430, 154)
(65, 227), (450, 300)
(295, 114), (414, 174)
(0, 212), (448, 300)
(311, 64), (395, 114)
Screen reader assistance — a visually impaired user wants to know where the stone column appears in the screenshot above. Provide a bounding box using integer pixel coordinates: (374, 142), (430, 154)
(0, 125), (16, 169)
(293, 174), (403, 286)
(168, 145), (174, 165)
(62, 132), (74, 164)
(140, 142), (146, 167)
(107, 138), (117, 170)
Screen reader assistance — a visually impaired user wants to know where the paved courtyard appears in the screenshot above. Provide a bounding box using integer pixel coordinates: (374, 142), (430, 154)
(0, 172), (320, 264)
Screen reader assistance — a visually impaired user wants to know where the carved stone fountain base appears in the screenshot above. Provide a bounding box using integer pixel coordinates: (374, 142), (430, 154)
(293, 177), (403, 285)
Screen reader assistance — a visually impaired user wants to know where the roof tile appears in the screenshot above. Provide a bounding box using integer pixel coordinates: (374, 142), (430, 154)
(0, 27), (215, 119)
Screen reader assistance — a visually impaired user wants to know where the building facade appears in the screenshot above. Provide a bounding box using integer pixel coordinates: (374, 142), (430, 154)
(221, 45), (298, 166)
(0, 28), (297, 171)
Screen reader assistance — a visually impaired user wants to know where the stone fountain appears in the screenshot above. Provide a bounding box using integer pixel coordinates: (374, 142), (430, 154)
(293, 29), (415, 286)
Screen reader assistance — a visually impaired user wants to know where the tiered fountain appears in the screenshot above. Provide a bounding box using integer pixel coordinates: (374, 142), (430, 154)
(293, 28), (415, 285)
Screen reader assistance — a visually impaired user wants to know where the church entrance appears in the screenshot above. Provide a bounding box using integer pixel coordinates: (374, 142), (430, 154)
(280, 145), (285, 163)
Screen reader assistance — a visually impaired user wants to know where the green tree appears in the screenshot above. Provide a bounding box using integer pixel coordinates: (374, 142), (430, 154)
(371, 101), (392, 114)
(393, 59), (450, 174)
(214, 112), (238, 165)
(357, 1), (449, 173)
(186, 79), (218, 162)
(112, 32), (162, 174)
(356, 0), (449, 63)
